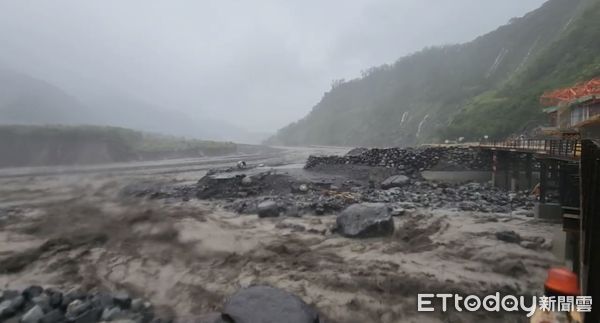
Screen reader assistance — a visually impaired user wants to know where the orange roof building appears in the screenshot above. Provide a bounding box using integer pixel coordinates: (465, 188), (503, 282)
(540, 78), (600, 138)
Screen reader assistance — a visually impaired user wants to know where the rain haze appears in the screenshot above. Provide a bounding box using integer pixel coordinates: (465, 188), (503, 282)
(0, 0), (546, 141)
(2, 0), (600, 321)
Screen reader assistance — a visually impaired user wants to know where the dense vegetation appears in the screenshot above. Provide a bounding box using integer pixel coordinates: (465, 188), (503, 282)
(270, 0), (600, 147)
(0, 125), (237, 167)
(445, 0), (600, 139)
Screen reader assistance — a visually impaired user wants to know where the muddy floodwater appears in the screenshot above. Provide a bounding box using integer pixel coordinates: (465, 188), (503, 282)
(0, 146), (561, 323)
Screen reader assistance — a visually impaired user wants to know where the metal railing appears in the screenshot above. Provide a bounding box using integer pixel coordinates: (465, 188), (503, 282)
(479, 139), (581, 159)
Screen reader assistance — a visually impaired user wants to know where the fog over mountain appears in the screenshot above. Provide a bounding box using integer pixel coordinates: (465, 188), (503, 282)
(0, 0), (545, 141)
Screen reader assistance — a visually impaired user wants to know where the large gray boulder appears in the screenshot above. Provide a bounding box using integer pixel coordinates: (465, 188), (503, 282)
(381, 175), (409, 189)
(257, 200), (280, 218)
(222, 286), (320, 323)
(336, 203), (394, 238)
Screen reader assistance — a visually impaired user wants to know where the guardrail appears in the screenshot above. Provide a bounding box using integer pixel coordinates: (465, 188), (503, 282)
(479, 139), (581, 159)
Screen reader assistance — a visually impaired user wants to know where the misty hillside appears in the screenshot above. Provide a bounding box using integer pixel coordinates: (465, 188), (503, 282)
(0, 125), (237, 167)
(269, 0), (600, 147)
(0, 68), (269, 144)
(0, 69), (95, 125)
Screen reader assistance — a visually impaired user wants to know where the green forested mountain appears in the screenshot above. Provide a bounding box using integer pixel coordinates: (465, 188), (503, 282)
(269, 0), (600, 147)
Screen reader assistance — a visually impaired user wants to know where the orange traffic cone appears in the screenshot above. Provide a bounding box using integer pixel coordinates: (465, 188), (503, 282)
(544, 267), (580, 296)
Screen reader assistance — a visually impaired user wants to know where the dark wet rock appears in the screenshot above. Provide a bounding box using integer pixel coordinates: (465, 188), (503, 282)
(381, 175), (409, 189)
(32, 294), (52, 313)
(390, 208), (406, 217)
(0, 290), (19, 302)
(130, 298), (144, 312)
(336, 203), (394, 238)
(46, 289), (63, 309)
(61, 288), (86, 309)
(222, 285), (320, 323)
(520, 241), (539, 249)
(102, 306), (122, 320)
(493, 259), (528, 277)
(241, 176), (252, 186)
(1, 295), (25, 318)
(275, 222), (306, 232)
(69, 307), (102, 323)
(0, 300), (15, 319)
(188, 312), (229, 323)
(495, 230), (522, 243)
(40, 309), (65, 323)
(66, 300), (91, 319)
(90, 292), (113, 309)
(257, 200), (280, 218)
(22, 285), (44, 300)
(113, 291), (132, 309)
(21, 305), (44, 323)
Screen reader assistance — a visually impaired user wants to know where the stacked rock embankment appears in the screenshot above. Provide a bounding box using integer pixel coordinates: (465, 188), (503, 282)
(305, 146), (490, 175)
(0, 286), (158, 323)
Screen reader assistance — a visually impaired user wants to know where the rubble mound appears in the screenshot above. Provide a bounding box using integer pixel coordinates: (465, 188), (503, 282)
(196, 171), (304, 199)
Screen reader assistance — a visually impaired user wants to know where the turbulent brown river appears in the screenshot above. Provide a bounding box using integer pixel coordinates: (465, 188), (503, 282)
(0, 146), (561, 323)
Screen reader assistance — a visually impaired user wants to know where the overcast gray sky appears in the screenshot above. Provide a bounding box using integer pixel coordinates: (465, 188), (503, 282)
(0, 0), (546, 133)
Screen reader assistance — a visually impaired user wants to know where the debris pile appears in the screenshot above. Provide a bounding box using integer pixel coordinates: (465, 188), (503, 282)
(225, 181), (533, 217)
(306, 147), (490, 174)
(0, 286), (158, 323)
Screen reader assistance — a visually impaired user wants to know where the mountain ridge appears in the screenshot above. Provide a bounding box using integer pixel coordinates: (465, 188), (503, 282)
(0, 67), (269, 143)
(269, 0), (599, 146)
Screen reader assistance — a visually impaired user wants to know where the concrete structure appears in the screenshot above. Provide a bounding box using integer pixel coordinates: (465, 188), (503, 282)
(479, 139), (600, 322)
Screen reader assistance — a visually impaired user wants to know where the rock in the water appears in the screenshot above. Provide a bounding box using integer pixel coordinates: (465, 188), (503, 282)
(0, 296), (24, 319)
(40, 309), (65, 323)
(130, 298), (144, 312)
(336, 203), (394, 238)
(495, 230), (521, 243)
(520, 241), (539, 250)
(0, 300), (14, 319)
(66, 300), (91, 319)
(113, 291), (132, 309)
(257, 200), (279, 218)
(21, 305), (44, 323)
(381, 175), (409, 189)
(22, 285), (43, 300)
(390, 208), (406, 217)
(102, 307), (122, 321)
(222, 286), (320, 323)
(0, 290), (19, 302)
(32, 294), (52, 313)
(241, 176), (252, 186)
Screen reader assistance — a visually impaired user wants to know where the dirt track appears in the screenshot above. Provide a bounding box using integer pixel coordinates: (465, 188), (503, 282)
(0, 147), (561, 322)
